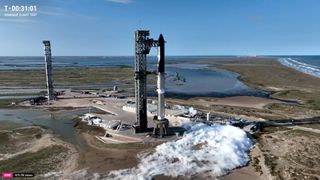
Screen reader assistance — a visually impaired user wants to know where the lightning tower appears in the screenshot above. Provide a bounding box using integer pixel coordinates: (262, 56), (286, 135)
(43, 40), (54, 102)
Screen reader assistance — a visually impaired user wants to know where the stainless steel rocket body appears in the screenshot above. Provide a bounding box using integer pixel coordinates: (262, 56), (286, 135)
(157, 73), (165, 120)
(157, 34), (165, 121)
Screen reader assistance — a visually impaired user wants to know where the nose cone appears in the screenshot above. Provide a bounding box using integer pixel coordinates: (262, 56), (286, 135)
(158, 34), (164, 44)
(158, 34), (165, 73)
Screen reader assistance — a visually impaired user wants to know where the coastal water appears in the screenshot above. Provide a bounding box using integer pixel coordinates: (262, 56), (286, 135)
(0, 108), (90, 144)
(277, 56), (320, 78)
(165, 63), (263, 97)
(0, 56), (264, 97)
(0, 56), (214, 70)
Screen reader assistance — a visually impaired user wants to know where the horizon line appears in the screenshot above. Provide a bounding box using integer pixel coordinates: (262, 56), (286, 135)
(0, 54), (319, 57)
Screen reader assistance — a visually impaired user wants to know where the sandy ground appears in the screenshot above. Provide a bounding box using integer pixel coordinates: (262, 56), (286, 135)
(221, 145), (273, 180)
(221, 166), (264, 180)
(222, 125), (320, 180)
(75, 133), (156, 173)
(202, 96), (282, 109)
(167, 97), (275, 121)
(250, 145), (273, 180)
(0, 132), (54, 161)
(0, 126), (79, 178)
(167, 96), (281, 111)
(256, 127), (320, 179)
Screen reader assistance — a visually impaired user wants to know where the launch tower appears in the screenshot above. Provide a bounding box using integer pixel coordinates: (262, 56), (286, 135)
(134, 30), (168, 136)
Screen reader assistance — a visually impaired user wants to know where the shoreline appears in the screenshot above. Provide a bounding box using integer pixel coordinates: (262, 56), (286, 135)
(278, 57), (320, 78)
(189, 57), (320, 118)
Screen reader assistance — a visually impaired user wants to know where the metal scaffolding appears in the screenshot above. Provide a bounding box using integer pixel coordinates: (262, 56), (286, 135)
(43, 40), (54, 102)
(134, 30), (168, 136)
(134, 31), (149, 133)
(134, 30), (159, 133)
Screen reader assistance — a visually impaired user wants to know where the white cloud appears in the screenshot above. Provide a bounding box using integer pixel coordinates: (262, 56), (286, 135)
(105, 0), (132, 4)
(107, 123), (253, 179)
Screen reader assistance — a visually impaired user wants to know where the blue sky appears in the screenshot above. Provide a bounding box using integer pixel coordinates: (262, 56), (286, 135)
(0, 0), (320, 56)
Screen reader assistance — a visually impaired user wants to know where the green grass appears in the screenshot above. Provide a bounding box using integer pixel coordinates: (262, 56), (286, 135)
(0, 145), (68, 175)
(0, 99), (17, 108)
(272, 90), (320, 110)
(0, 67), (133, 87)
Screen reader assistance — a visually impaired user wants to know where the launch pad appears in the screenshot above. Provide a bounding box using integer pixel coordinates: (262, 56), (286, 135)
(38, 31), (175, 138)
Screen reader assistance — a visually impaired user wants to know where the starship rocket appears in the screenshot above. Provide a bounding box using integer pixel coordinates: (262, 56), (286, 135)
(157, 34), (165, 121)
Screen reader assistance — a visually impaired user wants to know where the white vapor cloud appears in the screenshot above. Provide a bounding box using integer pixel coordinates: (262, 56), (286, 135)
(105, 0), (132, 4)
(107, 123), (253, 179)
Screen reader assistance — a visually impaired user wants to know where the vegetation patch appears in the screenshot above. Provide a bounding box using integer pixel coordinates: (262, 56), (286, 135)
(0, 99), (18, 108)
(251, 156), (262, 175)
(258, 126), (320, 179)
(0, 145), (69, 176)
(0, 67), (133, 87)
(13, 127), (42, 136)
(263, 154), (279, 177)
(0, 132), (9, 143)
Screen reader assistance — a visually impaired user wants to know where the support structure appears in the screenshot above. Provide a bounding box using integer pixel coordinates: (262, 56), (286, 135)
(134, 30), (168, 137)
(134, 31), (150, 133)
(43, 40), (54, 102)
